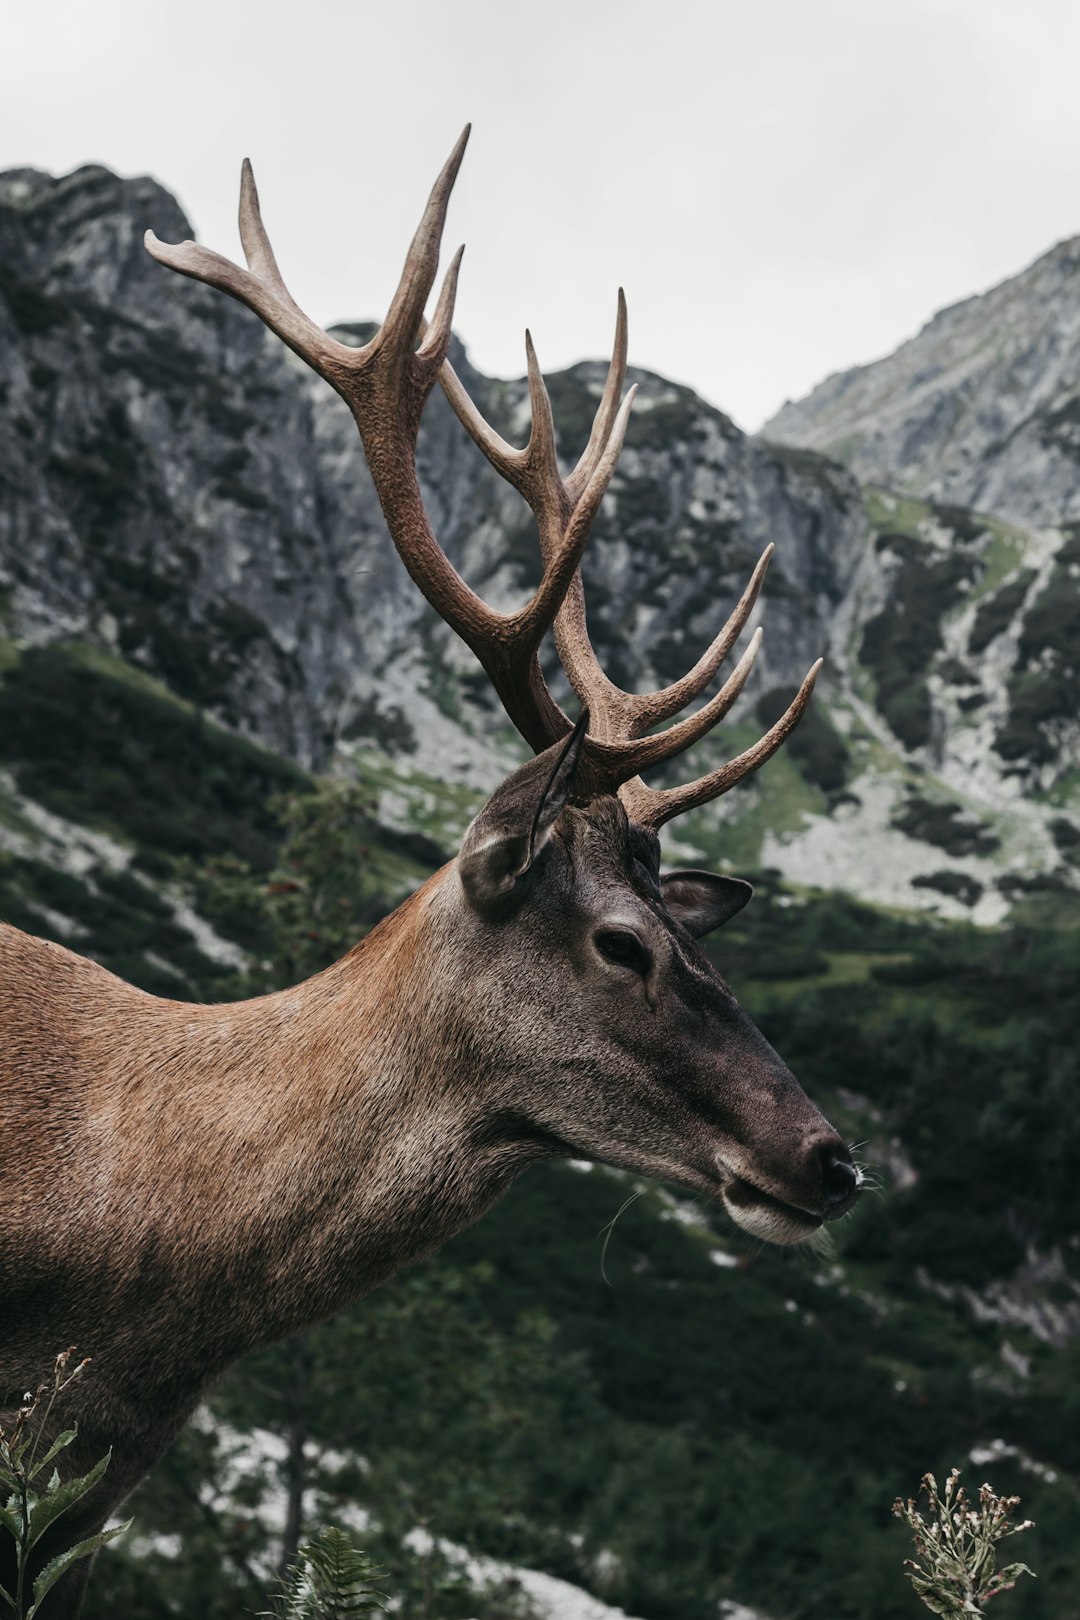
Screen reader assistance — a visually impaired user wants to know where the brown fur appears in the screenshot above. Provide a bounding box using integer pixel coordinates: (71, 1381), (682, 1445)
(1, 866), (512, 1613)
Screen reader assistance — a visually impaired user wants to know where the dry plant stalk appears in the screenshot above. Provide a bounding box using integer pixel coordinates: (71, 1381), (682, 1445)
(893, 1467), (1035, 1616)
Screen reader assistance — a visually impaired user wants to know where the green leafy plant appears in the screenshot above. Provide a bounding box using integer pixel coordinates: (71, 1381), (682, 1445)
(260, 1526), (386, 1620)
(893, 1469), (1035, 1615)
(0, 1349), (130, 1619)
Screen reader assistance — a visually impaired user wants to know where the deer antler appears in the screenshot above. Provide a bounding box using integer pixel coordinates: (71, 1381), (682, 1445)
(145, 128), (612, 755)
(145, 129), (820, 832)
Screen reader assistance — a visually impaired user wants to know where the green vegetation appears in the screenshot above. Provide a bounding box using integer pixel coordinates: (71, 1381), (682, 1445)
(340, 749), (482, 861)
(665, 711), (841, 876)
(0, 644), (437, 997)
(261, 1529), (387, 1619)
(912, 869), (984, 907)
(0, 641), (305, 872)
(755, 684), (851, 794)
(863, 485), (930, 538)
(192, 779), (401, 994)
(0, 1351), (130, 1619)
(891, 793), (1001, 857)
(995, 531), (1080, 769)
(967, 519), (1029, 603)
(858, 497), (1052, 761)
(860, 528), (980, 749)
(969, 569), (1037, 654)
(0, 850), (227, 998)
(3, 646), (1079, 1620)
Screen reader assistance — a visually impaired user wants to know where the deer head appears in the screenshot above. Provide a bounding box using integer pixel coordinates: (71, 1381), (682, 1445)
(145, 127), (860, 1242)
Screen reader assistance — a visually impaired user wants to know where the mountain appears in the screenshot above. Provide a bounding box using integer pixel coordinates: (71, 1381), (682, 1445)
(2, 162), (1077, 931)
(759, 237), (1080, 917)
(0, 161), (860, 775)
(763, 234), (1080, 530)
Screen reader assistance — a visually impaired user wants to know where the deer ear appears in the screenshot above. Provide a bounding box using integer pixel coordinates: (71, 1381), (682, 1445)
(661, 871), (753, 937)
(458, 714), (589, 914)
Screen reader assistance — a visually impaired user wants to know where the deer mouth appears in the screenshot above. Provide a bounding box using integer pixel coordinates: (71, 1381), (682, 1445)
(718, 1171), (824, 1245)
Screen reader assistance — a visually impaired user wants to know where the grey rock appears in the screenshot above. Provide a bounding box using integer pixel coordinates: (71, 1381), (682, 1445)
(0, 161), (866, 780)
(762, 234), (1080, 529)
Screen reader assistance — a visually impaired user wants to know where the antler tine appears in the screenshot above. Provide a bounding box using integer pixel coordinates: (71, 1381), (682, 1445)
(438, 294), (635, 731)
(511, 382), (637, 650)
(417, 244), (465, 364)
(556, 543), (775, 751)
(519, 349), (639, 730)
(145, 166), (350, 378)
(435, 302), (640, 744)
(629, 544), (774, 733)
(380, 124), (471, 358)
(565, 289), (629, 506)
(618, 659), (824, 830)
(484, 306), (774, 754)
(538, 291), (631, 730)
(237, 159), (292, 297)
(437, 354), (524, 480)
(439, 288), (630, 507)
(523, 331), (561, 486)
(569, 624), (762, 795)
(618, 626), (764, 777)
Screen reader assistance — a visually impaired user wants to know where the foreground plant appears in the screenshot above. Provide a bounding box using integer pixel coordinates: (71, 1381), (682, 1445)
(893, 1468), (1035, 1615)
(0, 1349), (129, 1619)
(261, 1526), (386, 1620)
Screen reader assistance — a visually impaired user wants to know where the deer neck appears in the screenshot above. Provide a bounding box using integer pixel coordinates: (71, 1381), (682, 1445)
(117, 864), (531, 1356)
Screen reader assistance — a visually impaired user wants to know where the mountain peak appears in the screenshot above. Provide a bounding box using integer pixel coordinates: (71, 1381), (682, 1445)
(762, 227), (1080, 528)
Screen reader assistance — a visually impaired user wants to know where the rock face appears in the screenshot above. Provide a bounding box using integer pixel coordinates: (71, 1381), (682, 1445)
(2, 161), (1078, 921)
(762, 234), (1080, 530)
(0, 162), (863, 783)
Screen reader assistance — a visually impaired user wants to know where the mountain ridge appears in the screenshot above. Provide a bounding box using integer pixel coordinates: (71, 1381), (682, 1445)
(2, 161), (1078, 926)
(763, 230), (1080, 528)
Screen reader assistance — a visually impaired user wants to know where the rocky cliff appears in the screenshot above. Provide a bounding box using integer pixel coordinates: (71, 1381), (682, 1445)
(2, 162), (1078, 924)
(763, 233), (1080, 530)
(0, 162), (861, 769)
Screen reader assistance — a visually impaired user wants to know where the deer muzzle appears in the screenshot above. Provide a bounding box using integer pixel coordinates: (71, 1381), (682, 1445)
(715, 1133), (861, 1245)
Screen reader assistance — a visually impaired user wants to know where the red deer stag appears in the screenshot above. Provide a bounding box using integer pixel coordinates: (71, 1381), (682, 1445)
(0, 128), (859, 1616)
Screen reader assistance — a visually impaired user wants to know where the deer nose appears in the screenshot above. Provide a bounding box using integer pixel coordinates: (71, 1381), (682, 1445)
(820, 1149), (860, 1220)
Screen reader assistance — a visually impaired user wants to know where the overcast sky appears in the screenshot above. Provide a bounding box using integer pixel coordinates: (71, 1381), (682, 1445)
(4, 0), (1080, 432)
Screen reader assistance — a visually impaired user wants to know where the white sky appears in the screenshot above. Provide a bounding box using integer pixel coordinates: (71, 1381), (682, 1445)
(4, 0), (1080, 432)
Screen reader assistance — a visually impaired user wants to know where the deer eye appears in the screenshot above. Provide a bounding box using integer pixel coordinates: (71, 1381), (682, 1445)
(595, 929), (652, 976)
